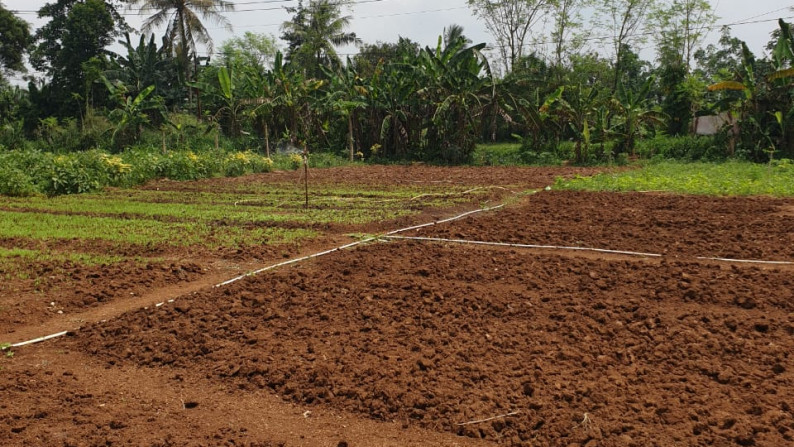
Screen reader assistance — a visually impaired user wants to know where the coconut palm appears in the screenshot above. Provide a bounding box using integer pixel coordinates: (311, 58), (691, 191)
(129, 0), (234, 82)
(281, 0), (361, 77)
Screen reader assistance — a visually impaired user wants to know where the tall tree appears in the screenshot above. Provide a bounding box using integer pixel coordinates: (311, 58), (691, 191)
(549, 0), (587, 70)
(129, 0), (234, 83)
(694, 27), (744, 82)
(467, 0), (555, 73)
(594, 0), (657, 92)
(30, 0), (119, 118)
(31, 0), (127, 73)
(352, 38), (420, 77)
(652, 0), (717, 72)
(217, 32), (279, 74)
(281, 0), (361, 78)
(0, 2), (31, 82)
(443, 24), (472, 51)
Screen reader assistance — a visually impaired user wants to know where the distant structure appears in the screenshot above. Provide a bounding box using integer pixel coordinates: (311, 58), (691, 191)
(693, 112), (738, 136)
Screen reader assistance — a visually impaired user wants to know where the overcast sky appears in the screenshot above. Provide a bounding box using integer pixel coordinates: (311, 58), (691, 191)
(5, 0), (794, 81)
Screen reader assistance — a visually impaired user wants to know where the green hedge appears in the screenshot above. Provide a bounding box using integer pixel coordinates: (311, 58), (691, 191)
(0, 148), (275, 197)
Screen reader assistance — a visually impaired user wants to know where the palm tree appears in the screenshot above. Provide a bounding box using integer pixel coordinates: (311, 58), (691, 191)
(129, 0), (234, 83)
(281, 0), (361, 77)
(442, 24), (471, 51)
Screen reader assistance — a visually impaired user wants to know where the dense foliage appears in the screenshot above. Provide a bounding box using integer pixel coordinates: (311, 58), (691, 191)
(2, 0), (794, 196)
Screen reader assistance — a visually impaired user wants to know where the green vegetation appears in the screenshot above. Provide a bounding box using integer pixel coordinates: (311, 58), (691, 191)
(0, 247), (129, 280)
(0, 175), (486, 290)
(0, 147), (280, 197)
(0, 211), (316, 248)
(0, 179), (483, 252)
(3, 0), (794, 194)
(0, 342), (12, 358)
(556, 160), (794, 196)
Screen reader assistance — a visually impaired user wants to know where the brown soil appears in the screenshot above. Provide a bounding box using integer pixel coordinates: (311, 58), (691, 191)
(140, 165), (609, 192)
(413, 190), (794, 261)
(2, 167), (793, 446)
(0, 259), (203, 336)
(1, 166), (592, 337)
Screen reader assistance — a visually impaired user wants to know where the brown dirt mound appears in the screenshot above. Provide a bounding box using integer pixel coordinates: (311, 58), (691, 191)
(413, 190), (794, 261)
(0, 260), (204, 334)
(74, 241), (794, 446)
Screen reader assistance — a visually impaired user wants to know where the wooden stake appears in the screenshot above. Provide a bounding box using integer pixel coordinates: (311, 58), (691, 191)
(302, 145), (309, 209)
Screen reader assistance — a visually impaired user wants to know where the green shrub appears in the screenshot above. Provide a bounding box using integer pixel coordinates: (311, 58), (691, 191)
(0, 165), (38, 196)
(637, 135), (724, 161)
(472, 143), (524, 166)
(158, 151), (216, 181)
(223, 151), (273, 177)
(45, 155), (103, 195)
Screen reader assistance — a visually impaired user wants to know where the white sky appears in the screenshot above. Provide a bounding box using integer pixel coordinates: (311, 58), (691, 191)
(5, 0), (794, 82)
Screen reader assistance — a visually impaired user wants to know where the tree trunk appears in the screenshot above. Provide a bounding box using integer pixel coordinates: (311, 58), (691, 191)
(264, 121), (270, 158)
(348, 113), (354, 161)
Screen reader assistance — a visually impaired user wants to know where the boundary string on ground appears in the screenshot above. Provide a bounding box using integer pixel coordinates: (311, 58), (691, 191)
(8, 203), (509, 348)
(11, 192), (794, 348)
(384, 235), (794, 266)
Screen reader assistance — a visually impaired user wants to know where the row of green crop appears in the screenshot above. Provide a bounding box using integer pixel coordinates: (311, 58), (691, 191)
(0, 147), (316, 196)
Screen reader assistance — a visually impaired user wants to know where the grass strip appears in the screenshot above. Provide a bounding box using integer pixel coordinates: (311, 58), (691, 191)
(555, 160), (794, 196)
(0, 212), (316, 248)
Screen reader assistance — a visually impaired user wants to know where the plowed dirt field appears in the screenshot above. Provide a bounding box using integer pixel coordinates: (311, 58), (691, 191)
(1, 166), (793, 447)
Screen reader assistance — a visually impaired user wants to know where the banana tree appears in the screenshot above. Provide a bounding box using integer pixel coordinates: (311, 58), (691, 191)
(511, 85), (565, 152)
(322, 61), (368, 161)
(214, 66), (247, 138)
(268, 52), (324, 146)
(418, 38), (496, 163)
(102, 77), (163, 149)
(707, 20), (794, 159)
(611, 76), (663, 155)
(557, 84), (600, 163)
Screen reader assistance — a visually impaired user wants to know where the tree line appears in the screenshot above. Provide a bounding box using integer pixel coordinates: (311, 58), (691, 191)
(1, 0), (794, 164)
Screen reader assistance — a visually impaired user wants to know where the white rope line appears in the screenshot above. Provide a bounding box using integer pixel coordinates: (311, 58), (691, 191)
(385, 236), (663, 258)
(10, 331), (69, 348)
(385, 235), (794, 265)
(695, 256), (794, 265)
(5, 204), (505, 349)
(384, 204), (505, 236)
(215, 239), (375, 288)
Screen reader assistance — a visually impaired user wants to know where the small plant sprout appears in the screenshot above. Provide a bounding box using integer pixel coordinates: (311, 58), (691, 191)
(1, 342), (14, 358)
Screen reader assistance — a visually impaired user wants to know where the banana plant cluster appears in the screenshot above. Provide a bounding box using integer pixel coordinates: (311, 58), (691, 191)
(707, 19), (794, 161)
(178, 35), (496, 163)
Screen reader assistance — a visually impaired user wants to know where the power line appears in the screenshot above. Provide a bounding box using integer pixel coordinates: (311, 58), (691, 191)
(10, 0), (388, 15)
(483, 13), (794, 52)
(205, 5), (470, 30)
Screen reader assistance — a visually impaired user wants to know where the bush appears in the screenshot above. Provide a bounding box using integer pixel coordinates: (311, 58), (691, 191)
(45, 155), (103, 195)
(223, 151), (273, 177)
(0, 165), (37, 196)
(637, 135), (724, 161)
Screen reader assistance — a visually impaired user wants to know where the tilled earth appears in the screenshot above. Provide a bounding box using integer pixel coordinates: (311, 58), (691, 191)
(411, 190), (794, 261)
(2, 174), (794, 446)
(1, 165), (599, 337)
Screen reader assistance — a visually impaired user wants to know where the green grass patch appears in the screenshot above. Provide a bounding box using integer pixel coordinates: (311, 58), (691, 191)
(0, 247), (126, 266)
(0, 211), (316, 248)
(0, 247), (131, 280)
(555, 160), (794, 196)
(0, 184), (479, 226)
